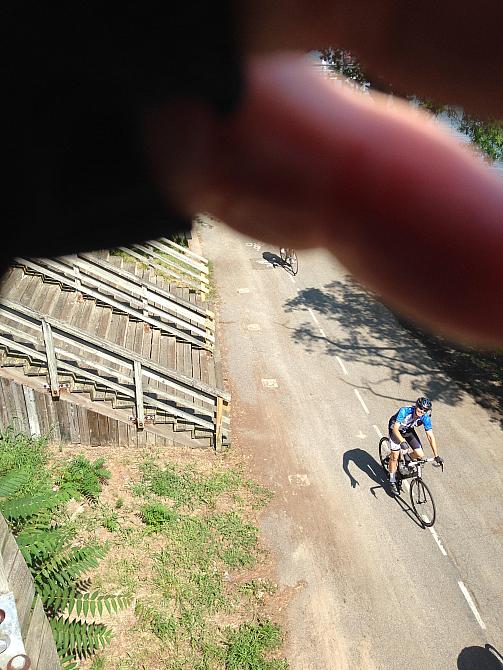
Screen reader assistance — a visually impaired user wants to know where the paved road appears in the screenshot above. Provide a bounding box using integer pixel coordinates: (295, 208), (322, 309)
(199, 217), (503, 670)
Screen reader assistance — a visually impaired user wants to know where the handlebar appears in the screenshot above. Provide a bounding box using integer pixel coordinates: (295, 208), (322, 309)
(406, 457), (444, 471)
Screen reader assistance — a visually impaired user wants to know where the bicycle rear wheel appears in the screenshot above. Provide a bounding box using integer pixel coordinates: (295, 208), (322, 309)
(379, 437), (391, 471)
(280, 248), (287, 261)
(290, 250), (298, 275)
(410, 478), (436, 527)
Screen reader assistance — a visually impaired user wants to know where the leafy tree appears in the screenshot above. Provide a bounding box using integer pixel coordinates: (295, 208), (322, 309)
(319, 50), (503, 161)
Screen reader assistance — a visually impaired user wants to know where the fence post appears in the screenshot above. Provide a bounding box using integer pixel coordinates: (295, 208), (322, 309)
(133, 361), (145, 430)
(214, 397), (223, 452)
(41, 320), (60, 399)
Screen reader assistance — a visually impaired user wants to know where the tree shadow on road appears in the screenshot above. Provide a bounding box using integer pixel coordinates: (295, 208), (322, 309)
(283, 276), (503, 428)
(458, 644), (503, 669)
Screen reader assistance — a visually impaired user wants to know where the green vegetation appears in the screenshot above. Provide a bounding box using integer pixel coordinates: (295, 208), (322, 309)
(222, 621), (287, 670)
(0, 431), (286, 669)
(104, 454), (286, 669)
(320, 50), (503, 162)
(56, 454), (111, 500)
(0, 431), (129, 667)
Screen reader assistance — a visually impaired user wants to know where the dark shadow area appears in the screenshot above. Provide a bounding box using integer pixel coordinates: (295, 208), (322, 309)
(284, 276), (503, 427)
(343, 448), (423, 527)
(262, 250), (296, 275)
(262, 251), (282, 268)
(458, 644), (503, 669)
(400, 316), (503, 430)
(343, 448), (388, 489)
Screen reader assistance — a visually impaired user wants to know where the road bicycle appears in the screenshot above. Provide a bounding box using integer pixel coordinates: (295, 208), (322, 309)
(378, 437), (443, 527)
(279, 247), (298, 275)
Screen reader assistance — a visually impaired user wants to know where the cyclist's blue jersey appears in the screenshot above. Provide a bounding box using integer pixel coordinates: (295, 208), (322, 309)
(389, 406), (432, 433)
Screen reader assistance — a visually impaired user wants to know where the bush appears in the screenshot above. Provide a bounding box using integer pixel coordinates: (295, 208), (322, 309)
(140, 502), (178, 528)
(59, 455), (111, 500)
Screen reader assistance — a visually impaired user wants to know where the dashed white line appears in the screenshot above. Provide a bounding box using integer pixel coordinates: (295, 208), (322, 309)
(354, 389), (369, 415)
(336, 356), (348, 376)
(458, 581), (486, 630)
(307, 308), (319, 325)
(319, 328), (327, 338)
(427, 525), (448, 556)
(373, 424), (383, 438)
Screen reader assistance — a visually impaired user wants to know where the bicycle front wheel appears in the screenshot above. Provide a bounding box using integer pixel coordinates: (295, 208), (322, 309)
(410, 478), (436, 527)
(379, 437), (391, 471)
(290, 250), (298, 275)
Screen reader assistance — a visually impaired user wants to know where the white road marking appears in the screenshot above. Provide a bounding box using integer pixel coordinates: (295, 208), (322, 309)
(336, 356), (348, 375)
(458, 581), (486, 630)
(354, 389), (370, 415)
(289, 274), (296, 284)
(319, 328), (326, 338)
(261, 378), (278, 388)
(288, 474), (311, 487)
(307, 308), (319, 325)
(355, 430), (367, 439)
(237, 288), (250, 294)
(373, 424), (383, 438)
(247, 323), (261, 331)
(427, 525), (447, 556)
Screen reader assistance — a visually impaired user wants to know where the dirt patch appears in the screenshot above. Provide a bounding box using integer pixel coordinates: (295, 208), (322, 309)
(47, 440), (289, 669)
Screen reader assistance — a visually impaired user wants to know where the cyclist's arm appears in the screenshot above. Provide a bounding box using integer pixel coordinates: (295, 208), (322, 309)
(425, 429), (438, 457)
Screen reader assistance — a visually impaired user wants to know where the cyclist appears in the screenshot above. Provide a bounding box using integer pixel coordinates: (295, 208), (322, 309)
(280, 247), (294, 261)
(387, 396), (443, 494)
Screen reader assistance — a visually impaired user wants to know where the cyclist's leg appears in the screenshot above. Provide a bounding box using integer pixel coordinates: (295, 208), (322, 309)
(406, 430), (425, 460)
(388, 430), (402, 477)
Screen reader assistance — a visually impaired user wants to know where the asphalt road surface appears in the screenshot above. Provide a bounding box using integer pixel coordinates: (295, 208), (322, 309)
(199, 217), (503, 670)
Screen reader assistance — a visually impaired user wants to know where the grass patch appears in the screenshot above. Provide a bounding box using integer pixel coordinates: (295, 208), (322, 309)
(223, 621), (287, 670)
(0, 427), (49, 493)
(140, 460), (243, 509)
(42, 446), (286, 670)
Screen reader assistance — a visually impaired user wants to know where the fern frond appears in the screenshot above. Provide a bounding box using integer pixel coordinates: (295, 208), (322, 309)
(50, 617), (112, 658)
(17, 527), (70, 565)
(34, 544), (108, 588)
(42, 587), (130, 618)
(0, 489), (72, 520)
(0, 469), (31, 498)
(60, 655), (79, 670)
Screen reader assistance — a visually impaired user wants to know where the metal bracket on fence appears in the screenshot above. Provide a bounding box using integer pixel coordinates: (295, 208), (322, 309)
(129, 414), (154, 427)
(43, 382), (69, 394)
(0, 594), (31, 670)
(0, 557), (31, 670)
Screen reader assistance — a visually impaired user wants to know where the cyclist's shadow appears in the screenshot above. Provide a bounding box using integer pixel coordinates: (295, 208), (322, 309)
(262, 251), (282, 268)
(342, 448), (423, 528)
(458, 644), (503, 669)
(262, 251), (294, 273)
(342, 448), (390, 491)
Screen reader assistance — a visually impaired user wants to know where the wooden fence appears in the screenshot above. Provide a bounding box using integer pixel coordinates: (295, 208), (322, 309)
(0, 514), (59, 669)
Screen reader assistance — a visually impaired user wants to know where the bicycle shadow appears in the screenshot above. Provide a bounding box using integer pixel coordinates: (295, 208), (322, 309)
(342, 448), (423, 529)
(262, 251), (295, 274)
(458, 644), (503, 669)
(262, 251), (282, 268)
